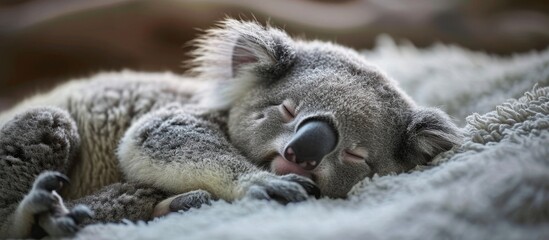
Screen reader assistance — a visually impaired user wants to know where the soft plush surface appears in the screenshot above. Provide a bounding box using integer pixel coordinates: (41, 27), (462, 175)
(74, 38), (549, 240)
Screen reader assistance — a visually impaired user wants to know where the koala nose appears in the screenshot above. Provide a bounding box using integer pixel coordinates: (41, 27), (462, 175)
(284, 120), (338, 170)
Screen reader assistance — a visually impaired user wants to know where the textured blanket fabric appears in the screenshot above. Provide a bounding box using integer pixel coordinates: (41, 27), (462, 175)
(75, 38), (549, 240)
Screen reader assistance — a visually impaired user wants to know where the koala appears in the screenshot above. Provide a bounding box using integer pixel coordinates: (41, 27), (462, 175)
(0, 19), (461, 238)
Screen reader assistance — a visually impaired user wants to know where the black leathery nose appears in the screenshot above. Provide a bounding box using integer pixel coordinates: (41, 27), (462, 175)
(284, 120), (338, 170)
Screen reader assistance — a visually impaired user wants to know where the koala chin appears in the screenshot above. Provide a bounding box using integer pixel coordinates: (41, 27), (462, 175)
(0, 19), (461, 238)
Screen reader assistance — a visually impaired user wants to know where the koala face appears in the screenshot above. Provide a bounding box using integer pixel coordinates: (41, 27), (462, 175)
(192, 20), (461, 198)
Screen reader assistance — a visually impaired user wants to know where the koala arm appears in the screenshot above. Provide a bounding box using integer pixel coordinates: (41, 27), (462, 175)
(117, 104), (318, 202)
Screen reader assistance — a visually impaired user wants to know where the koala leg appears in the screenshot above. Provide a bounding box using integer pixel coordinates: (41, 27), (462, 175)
(0, 107), (90, 238)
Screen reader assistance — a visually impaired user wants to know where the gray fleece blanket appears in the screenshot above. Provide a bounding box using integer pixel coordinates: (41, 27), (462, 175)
(75, 37), (549, 240)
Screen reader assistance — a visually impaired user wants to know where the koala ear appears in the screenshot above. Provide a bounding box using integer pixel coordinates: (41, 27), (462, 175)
(400, 108), (462, 165)
(190, 19), (296, 109)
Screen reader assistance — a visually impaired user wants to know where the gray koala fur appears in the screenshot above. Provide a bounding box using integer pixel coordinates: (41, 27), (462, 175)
(0, 19), (461, 238)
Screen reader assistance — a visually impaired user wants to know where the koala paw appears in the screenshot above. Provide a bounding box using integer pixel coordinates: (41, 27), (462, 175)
(239, 172), (320, 204)
(0, 107), (79, 165)
(20, 171), (93, 238)
(153, 190), (213, 217)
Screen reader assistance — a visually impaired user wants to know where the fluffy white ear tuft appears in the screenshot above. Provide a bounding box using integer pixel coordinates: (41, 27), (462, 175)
(189, 19), (296, 110)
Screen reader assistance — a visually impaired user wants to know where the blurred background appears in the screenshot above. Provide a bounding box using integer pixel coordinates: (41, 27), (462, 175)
(1, 0), (548, 111)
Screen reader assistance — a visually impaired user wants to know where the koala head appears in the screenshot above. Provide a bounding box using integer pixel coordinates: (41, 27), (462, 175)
(191, 19), (462, 198)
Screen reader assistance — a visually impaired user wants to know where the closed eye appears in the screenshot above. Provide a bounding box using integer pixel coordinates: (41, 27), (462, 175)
(342, 148), (368, 164)
(279, 101), (296, 122)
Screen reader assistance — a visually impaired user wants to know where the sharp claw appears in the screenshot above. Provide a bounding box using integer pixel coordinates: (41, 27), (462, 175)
(282, 174), (321, 199)
(55, 173), (70, 185)
(299, 180), (321, 198)
(84, 209), (94, 219)
(69, 205), (94, 223)
(309, 185), (321, 199)
(36, 172), (70, 192)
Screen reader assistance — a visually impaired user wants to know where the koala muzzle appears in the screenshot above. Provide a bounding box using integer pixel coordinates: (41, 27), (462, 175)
(284, 120), (338, 170)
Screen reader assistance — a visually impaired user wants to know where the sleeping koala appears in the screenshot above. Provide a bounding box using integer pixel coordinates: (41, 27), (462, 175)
(0, 19), (461, 238)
